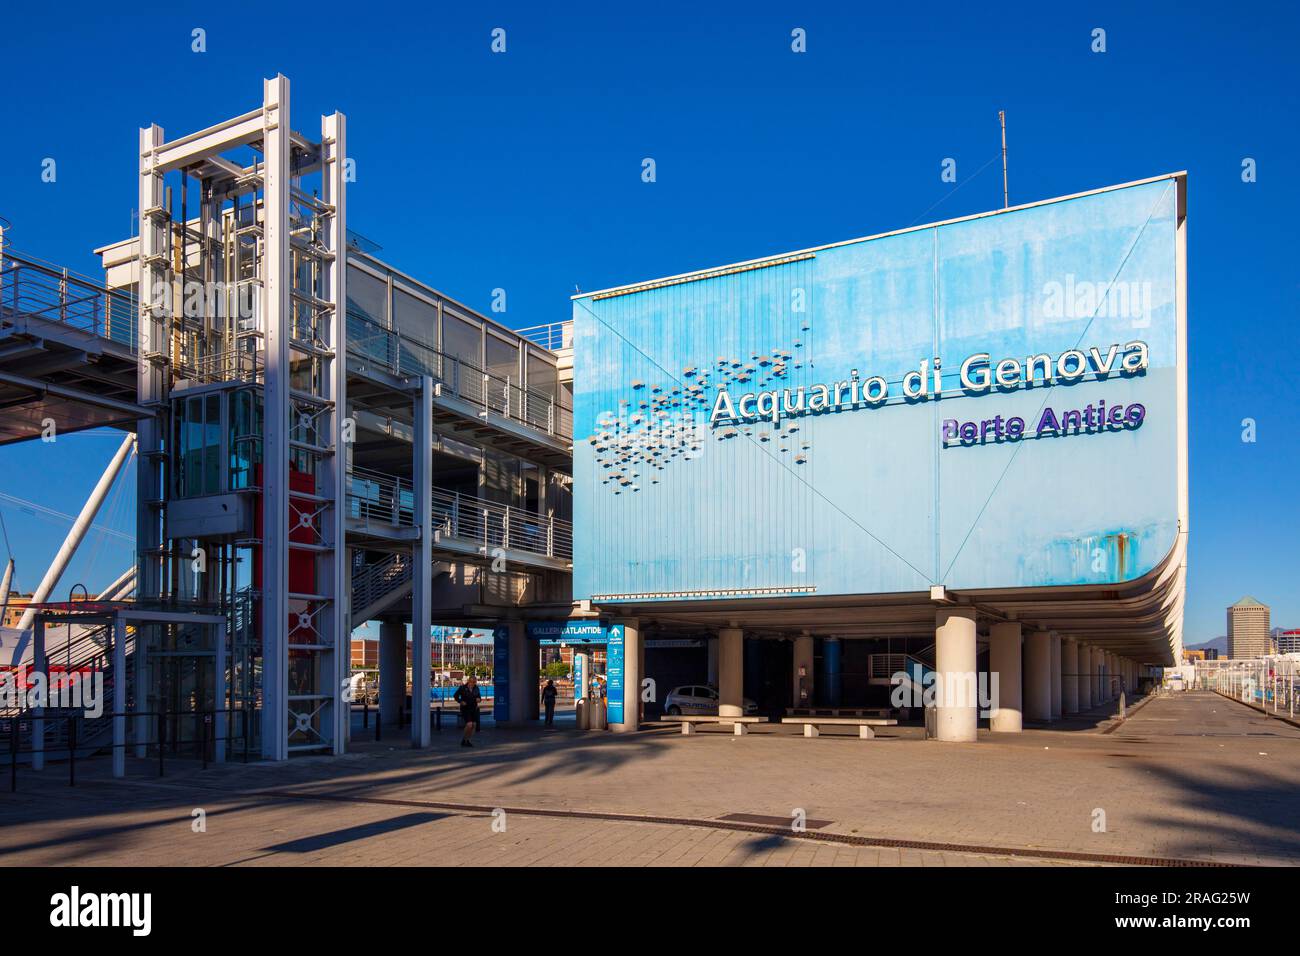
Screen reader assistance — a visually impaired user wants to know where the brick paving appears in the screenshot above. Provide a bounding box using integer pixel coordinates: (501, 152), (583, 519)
(2, 691), (1296, 866)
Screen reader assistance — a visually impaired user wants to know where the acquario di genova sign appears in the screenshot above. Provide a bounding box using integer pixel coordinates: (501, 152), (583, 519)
(708, 340), (1150, 446)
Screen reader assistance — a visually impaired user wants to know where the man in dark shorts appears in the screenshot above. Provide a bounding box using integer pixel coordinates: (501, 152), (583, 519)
(453, 675), (482, 747)
(541, 679), (558, 726)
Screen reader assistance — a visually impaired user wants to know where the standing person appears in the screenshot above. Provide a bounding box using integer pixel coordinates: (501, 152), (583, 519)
(453, 675), (481, 747)
(541, 679), (558, 726)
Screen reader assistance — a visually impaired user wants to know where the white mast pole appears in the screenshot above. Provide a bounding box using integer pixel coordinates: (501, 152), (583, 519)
(15, 433), (135, 633)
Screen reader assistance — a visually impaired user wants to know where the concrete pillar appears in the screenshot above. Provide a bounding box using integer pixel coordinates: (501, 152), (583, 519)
(987, 621), (1022, 733)
(706, 635), (718, 687)
(379, 618), (406, 725)
(1091, 647), (1103, 706)
(1024, 629), (1052, 722)
(718, 627), (744, 718)
(610, 619), (641, 732)
(1062, 638), (1080, 713)
(792, 633), (814, 708)
(934, 608), (978, 742)
(1079, 644), (1094, 709)
(1049, 632), (1062, 720)
(824, 636), (842, 707)
(506, 620), (534, 725)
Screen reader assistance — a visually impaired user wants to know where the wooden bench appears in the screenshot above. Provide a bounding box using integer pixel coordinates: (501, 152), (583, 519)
(781, 716), (898, 739)
(661, 715), (765, 736)
(786, 707), (894, 719)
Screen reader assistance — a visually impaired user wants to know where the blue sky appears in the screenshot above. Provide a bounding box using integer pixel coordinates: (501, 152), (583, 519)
(0, 1), (1295, 642)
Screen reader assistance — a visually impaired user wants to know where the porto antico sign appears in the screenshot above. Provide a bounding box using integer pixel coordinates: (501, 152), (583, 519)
(709, 340), (1150, 447)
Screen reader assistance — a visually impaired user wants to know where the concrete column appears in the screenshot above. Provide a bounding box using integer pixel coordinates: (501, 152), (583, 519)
(1079, 644), (1094, 709)
(1091, 647), (1103, 706)
(792, 632), (814, 708)
(1024, 629), (1052, 722)
(610, 618), (641, 733)
(706, 636), (718, 687)
(1062, 638), (1080, 713)
(718, 627), (744, 718)
(378, 618), (406, 725)
(506, 620), (534, 725)
(1049, 633), (1062, 720)
(987, 621), (1022, 733)
(824, 637), (843, 706)
(934, 608), (978, 742)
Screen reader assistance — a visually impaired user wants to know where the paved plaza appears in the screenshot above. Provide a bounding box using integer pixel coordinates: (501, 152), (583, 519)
(3, 692), (1298, 867)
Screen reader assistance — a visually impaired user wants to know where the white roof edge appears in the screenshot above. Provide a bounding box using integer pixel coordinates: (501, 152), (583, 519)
(572, 171), (1188, 301)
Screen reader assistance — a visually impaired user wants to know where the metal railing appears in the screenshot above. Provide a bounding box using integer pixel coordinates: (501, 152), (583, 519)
(431, 485), (572, 561)
(0, 248), (138, 352)
(516, 321), (572, 352)
(351, 552), (412, 621)
(343, 466), (572, 561)
(347, 466), (414, 528)
(2, 707), (255, 789)
(346, 313), (573, 440)
(1203, 657), (1300, 719)
(249, 457), (575, 574)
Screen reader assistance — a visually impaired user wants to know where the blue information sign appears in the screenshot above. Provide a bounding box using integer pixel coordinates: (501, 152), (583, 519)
(605, 624), (625, 724)
(573, 653), (586, 703)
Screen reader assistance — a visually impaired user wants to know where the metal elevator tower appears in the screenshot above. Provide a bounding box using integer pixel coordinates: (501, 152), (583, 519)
(136, 76), (347, 759)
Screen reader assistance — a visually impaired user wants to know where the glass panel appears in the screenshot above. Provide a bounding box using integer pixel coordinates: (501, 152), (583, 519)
(184, 396), (203, 497)
(486, 333), (518, 382)
(442, 311), (482, 367)
(522, 462), (541, 513)
(346, 265), (388, 328)
(528, 353), (558, 400)
(479, 449), (519, 507)
(393, 288), (438, 350)
(204, 394), (221, 494)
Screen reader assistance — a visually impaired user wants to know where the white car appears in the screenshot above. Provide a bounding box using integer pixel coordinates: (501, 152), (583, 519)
(663, 684), (757, 716)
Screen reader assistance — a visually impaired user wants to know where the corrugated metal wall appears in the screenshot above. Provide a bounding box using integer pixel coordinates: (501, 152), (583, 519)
(574, 178), (1181, 602)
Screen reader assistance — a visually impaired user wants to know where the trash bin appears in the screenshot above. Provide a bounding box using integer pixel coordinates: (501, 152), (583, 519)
(575, 698), (588, 731)
(589, 697), (607, 731)
(923, 704), (936, 739)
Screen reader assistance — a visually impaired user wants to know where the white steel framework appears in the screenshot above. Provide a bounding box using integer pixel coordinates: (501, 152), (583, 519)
(135, 76), (347, 760)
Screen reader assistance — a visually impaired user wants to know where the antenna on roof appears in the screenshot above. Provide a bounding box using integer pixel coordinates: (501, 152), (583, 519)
(999, 111), (1009, 209)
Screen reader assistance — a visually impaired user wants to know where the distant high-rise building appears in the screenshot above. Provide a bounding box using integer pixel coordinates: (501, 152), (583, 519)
(1227, 597), (1271, 658)
(1277, 630), (1300, 655)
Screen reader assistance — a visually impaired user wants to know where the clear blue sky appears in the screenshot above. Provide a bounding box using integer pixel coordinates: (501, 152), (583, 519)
(0, 1), (1295, 643)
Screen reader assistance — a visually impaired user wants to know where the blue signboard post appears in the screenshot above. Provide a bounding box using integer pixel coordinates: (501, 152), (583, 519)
(493, 625), (509, 722)
(573, 653), (586, 703)
(605, 624), (625, 724)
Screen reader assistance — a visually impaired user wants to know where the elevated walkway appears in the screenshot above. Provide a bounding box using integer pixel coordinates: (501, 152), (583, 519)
(0, 249), (146, 443)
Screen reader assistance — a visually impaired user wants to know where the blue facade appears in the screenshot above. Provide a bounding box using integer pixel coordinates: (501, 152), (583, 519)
(573, 178), (1182, 602)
